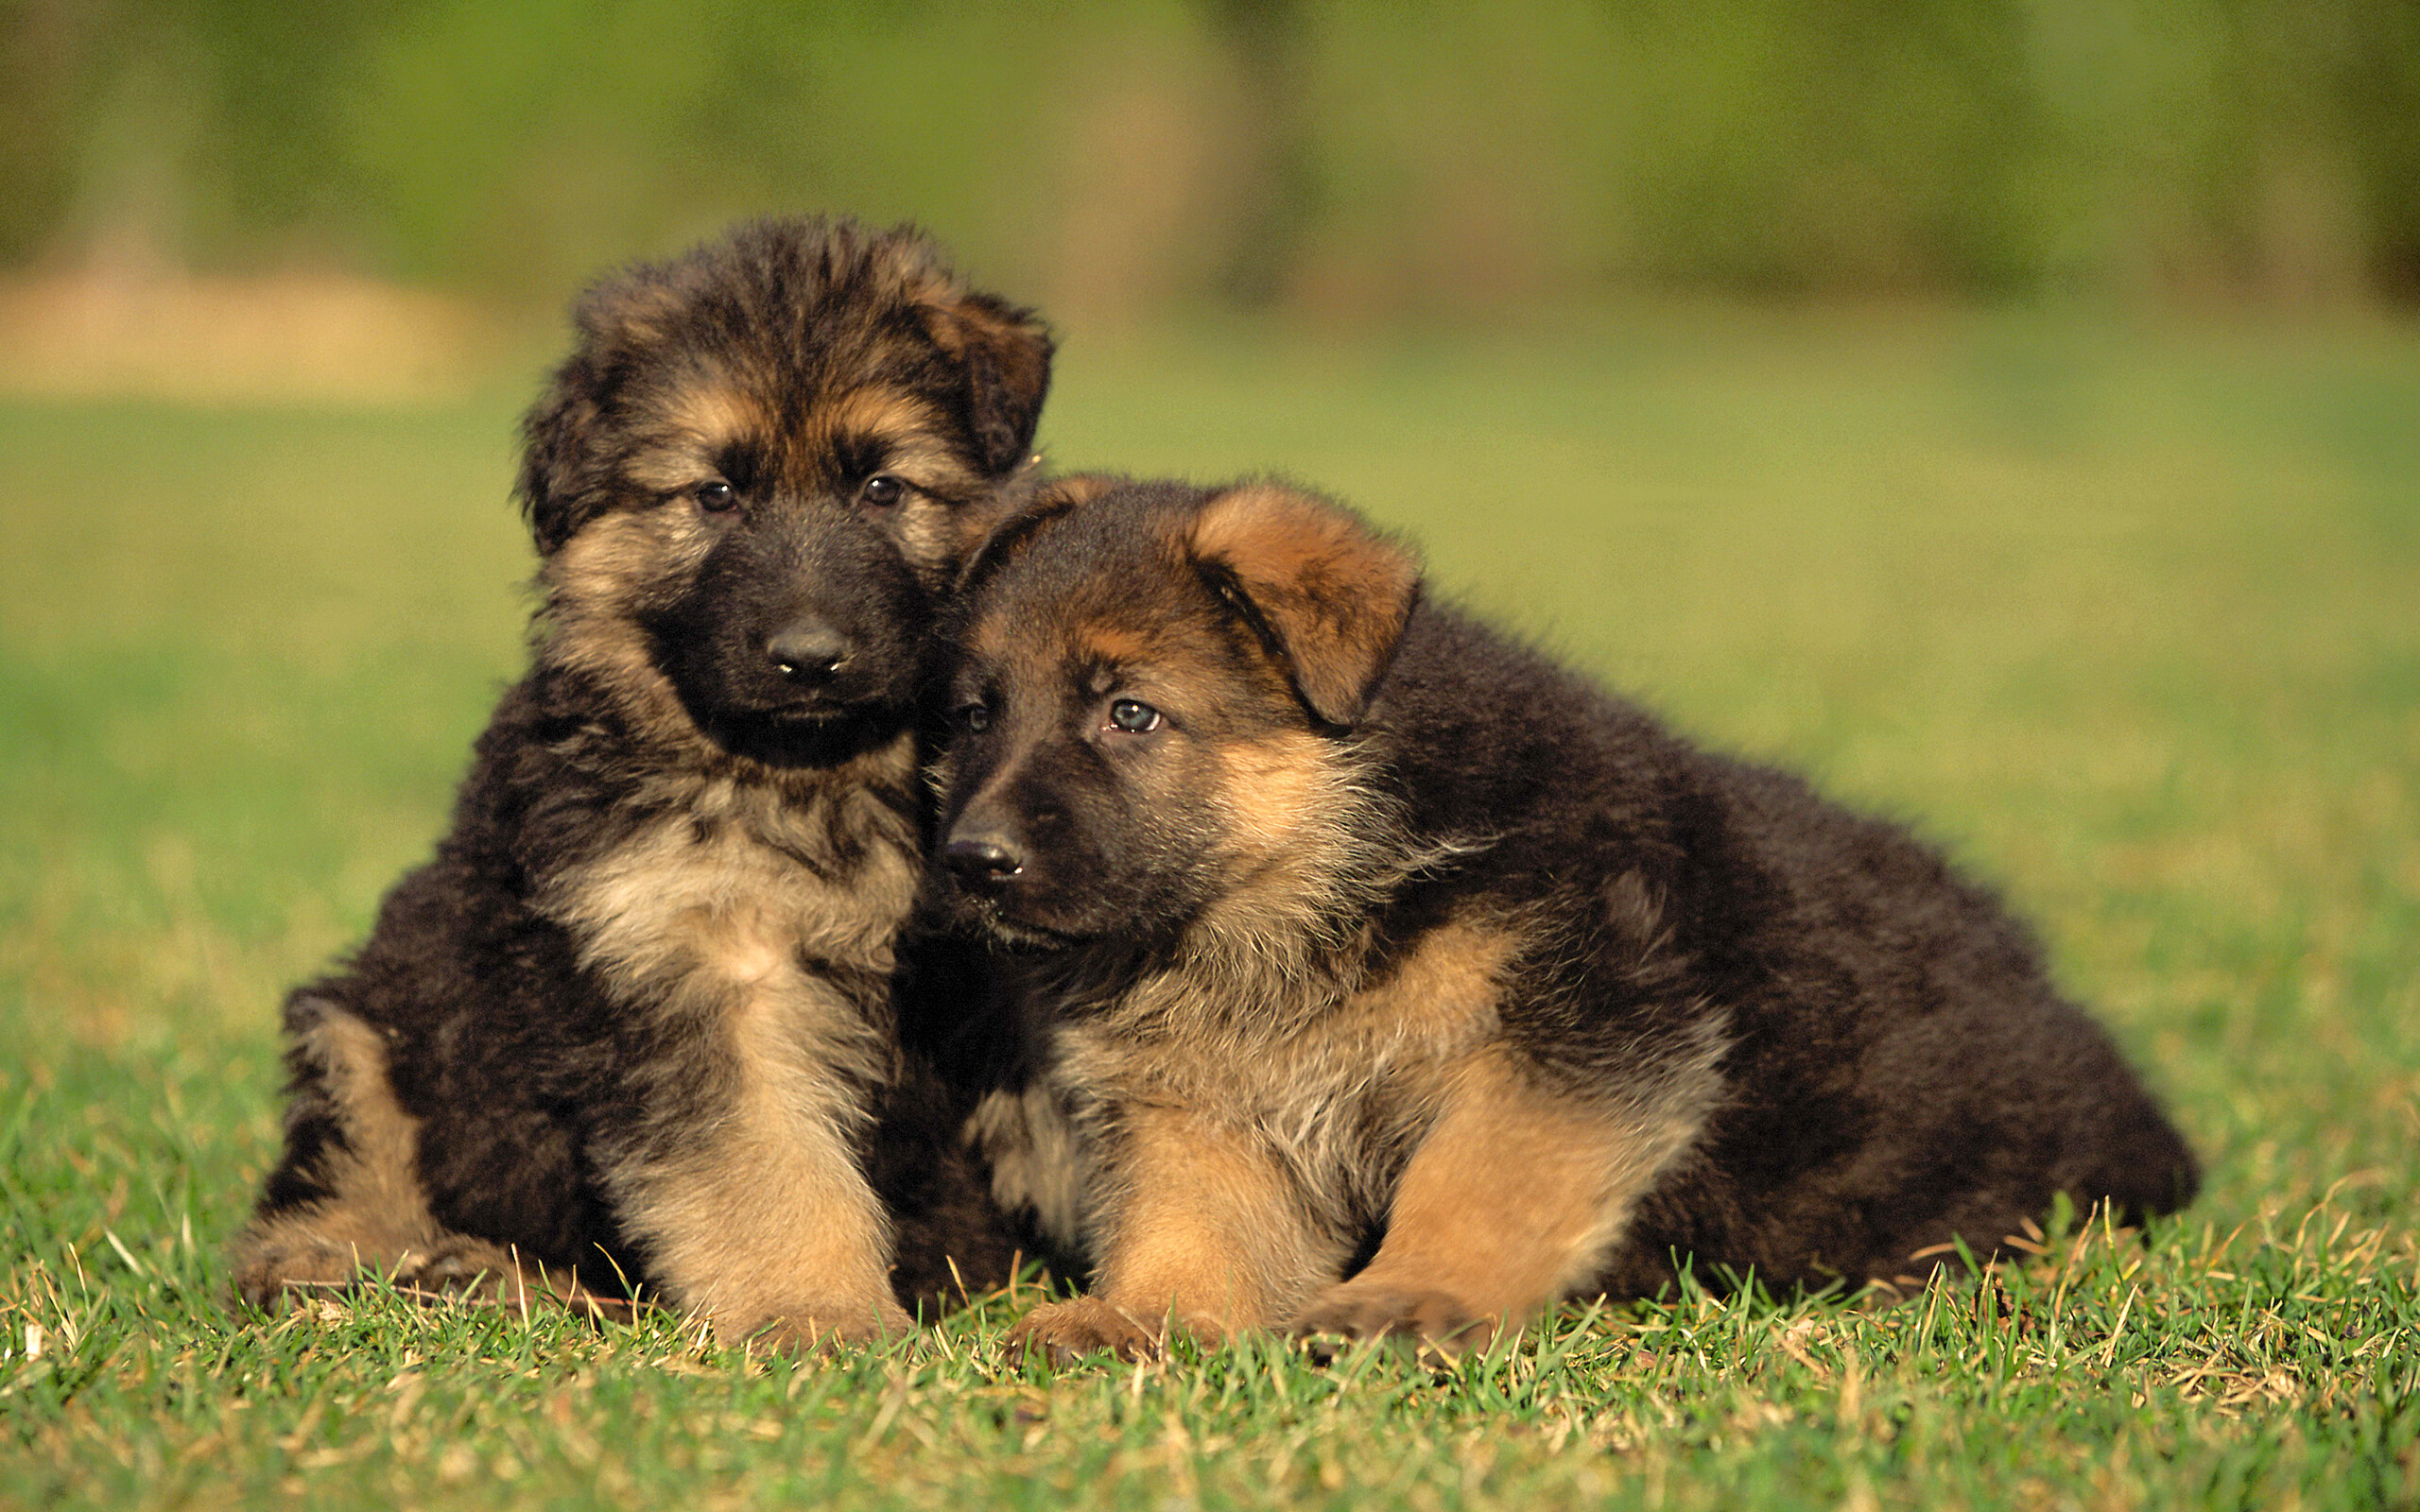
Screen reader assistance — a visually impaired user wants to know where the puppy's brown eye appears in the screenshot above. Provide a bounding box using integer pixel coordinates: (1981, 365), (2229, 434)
(1108, 698), (1160, 733)
(694, 481), (737, 512)
(959, 703), (991, 734)
(861, 474), (904, 507)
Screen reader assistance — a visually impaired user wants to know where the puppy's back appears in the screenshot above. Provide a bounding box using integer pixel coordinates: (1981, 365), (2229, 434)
(1365, 601), (2198, 1292)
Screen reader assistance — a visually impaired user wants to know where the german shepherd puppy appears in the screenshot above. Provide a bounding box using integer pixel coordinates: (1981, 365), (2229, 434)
(932, 477), (2200, 1361)
(230, 218), (1054, 1349)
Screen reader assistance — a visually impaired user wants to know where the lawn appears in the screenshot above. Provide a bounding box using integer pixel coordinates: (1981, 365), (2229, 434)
(2, 309), (2415, 1509)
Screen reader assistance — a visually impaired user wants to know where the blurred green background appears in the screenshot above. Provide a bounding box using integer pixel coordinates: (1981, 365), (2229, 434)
(8, 0), (2420, 328)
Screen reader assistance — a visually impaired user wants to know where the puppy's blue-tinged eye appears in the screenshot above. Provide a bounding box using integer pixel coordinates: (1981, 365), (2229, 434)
(1108, 698), (1161, 733)
(959, 703), (991, 734)
(694, 481), (737, 512)
(861, 474), (904, 507)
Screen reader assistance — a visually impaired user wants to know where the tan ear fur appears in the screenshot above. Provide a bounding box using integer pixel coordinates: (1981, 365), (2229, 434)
(1185, 484), (1421, 728)
(922, 292), (1055, 474)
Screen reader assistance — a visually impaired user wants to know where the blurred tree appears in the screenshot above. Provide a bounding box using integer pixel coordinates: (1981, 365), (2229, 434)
(2341, 0), (2420, 299)
(2, 0), (2415, 313)
(1202, 0), (1322, 306)
(0, 0), (123, 265)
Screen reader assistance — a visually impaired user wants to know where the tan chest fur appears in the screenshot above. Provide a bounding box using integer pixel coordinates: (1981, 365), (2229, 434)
(530, 738), (926, 1324)
(539, 743), (922, 1094)
(1053, 915), (1520, 1231)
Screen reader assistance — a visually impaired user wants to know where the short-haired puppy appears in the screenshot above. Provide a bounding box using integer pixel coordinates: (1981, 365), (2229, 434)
(932, 477), (2198, 1361)
(231, 218), (1053, 1349)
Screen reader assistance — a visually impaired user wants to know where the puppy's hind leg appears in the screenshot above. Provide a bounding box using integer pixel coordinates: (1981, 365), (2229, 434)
(232, 999), (615, 1318)
(231, 995), (450, 1310)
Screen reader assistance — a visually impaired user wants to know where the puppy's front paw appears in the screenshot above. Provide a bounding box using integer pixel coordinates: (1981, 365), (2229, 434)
(1292, 1282), (1497, 1361)
(737, 1297), (916, 1355)
(1004, 1297), (1162, 1366)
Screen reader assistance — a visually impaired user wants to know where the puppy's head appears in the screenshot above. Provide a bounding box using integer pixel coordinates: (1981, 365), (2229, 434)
(933, 478), (1420, 948)
(517, 216), (1054, 763)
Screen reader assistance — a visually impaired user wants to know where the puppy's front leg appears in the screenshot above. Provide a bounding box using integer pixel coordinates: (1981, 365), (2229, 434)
(1292, 1049), (1706, 1355)
(1009, 1103), (1336, 1364)
(605, 989), (911, 1352)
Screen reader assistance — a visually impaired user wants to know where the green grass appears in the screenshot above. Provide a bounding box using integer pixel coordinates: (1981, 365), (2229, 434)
(3, 310), (2416, 1509)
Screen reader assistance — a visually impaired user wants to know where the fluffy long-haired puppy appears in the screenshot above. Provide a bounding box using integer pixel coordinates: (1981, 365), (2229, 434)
(932, 477), (2199, 1362)
(230, 217), (1054, 1349)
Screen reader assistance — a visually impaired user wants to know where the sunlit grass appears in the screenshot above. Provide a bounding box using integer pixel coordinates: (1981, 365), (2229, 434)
(2, 310), (2415, 1508)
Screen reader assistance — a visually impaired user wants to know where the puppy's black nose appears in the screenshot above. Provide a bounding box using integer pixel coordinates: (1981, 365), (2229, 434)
(767, 621), (849, 682)
(943, 836), (1025, 887)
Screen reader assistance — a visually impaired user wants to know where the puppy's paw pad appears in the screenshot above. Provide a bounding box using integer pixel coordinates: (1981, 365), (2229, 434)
(1004, 1297), (1160, 1366)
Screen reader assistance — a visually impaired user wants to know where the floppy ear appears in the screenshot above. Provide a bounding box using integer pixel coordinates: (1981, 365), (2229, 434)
(922, 292), (1055, 475)
(1185, 483), (1422, 729)
(516, 271), (691, 554)
(515, 360), (604, 555)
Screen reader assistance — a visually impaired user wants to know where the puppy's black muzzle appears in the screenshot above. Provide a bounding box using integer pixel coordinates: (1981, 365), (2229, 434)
(942, 834), (1025, 892)
(767, 618), (850, 686)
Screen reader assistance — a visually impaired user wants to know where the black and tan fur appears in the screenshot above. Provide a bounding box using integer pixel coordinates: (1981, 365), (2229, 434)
(931, 477), (2200, 1360)
(232, 218), (1053, 1349)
